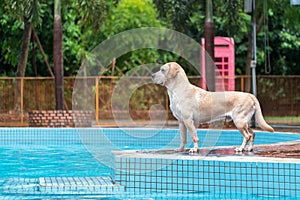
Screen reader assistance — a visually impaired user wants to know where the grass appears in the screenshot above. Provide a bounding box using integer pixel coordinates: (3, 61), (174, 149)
(265, 116), (300, 124)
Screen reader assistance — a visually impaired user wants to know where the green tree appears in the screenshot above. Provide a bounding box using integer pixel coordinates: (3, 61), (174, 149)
(54, 0), (109, 109)
(1, 0), (299, 79)
(62, 0), (110, 75)
(263, 0), (300, 75)
(1, 0), (110, 77)
(154, 0), (203, 39)
(101, 0), (162, 75)
(1, 0), (109, 111)
(3, 0), (44, 77)
(3, 0), (44, 112)
(154, 0), (300, 79)
(0, 6), (23, 76)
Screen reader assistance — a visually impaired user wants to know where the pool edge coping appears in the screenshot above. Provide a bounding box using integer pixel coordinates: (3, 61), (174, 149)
(112, 140), (300, 164)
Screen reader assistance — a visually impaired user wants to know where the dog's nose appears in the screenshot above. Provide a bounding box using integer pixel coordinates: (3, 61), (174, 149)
(151, 74), (155, 79)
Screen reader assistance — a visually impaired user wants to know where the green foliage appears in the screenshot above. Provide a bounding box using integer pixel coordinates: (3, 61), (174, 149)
(0, 0), (300, 77)
(260, 0), (300, 75)
(102, 0), (160, 37)
(100, 0), (163, 75)
(69, 0), (110, 33)
(284, 5), (300, 31)
(154, 0), (300, 75)
(1, 0), (108, 76)
(3, 0), (45, 26)
(0, 6), (21, 75)
(130, 84), (165, 111)
(1, 0), (46, 76)
(154, 0), (202, 38)
(29, 0), (45, 26)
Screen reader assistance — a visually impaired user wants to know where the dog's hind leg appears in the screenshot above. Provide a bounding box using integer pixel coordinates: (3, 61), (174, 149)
(234, 123), (251, 152)
(235, 130), (248, 152)
(247, 128), (255, 152)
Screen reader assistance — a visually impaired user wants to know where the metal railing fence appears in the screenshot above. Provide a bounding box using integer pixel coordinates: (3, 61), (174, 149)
(0, 75), (299, 126)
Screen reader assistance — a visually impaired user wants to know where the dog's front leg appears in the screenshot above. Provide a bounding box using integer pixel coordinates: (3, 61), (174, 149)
(183, 118), (199, 153)
(176, 121), (187, 152)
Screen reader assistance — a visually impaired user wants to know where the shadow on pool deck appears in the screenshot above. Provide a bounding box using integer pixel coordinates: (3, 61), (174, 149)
(141, 148), (255, 157)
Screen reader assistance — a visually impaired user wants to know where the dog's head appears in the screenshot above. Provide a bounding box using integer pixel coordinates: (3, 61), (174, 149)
(151, 62), (182, 87)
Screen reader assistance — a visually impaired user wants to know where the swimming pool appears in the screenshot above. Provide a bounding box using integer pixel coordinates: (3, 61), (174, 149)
(0, 128), (300, 199)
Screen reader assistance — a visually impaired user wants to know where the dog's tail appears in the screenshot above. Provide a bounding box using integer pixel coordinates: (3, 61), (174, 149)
(252, 95), (274, 132)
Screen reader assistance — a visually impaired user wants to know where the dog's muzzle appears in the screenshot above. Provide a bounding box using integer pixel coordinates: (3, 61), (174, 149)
(151, 73), (164, 86)
(151, 74), (156, 80)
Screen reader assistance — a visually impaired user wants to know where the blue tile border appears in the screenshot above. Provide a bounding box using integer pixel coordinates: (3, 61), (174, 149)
(1, 128), (300, 147)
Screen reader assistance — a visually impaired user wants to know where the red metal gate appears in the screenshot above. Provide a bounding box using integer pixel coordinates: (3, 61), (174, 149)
(201, 37), (235, 91)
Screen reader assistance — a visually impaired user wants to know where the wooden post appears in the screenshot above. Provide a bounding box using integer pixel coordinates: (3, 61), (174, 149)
(95, 77), (99, 125)
(165, 91), (169, 126)
(20, 78), (24, 124)
(241, 76), (245, 92)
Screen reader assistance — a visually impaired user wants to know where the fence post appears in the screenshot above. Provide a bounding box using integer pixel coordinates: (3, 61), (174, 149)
(95, 77), (99, 125)
(165, 91), (169, 126)
(20, 77), (24, 125)
(241, 76), (245, 92)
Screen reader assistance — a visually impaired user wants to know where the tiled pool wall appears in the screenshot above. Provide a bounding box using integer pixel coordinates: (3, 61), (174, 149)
(114, 153), (300, 197)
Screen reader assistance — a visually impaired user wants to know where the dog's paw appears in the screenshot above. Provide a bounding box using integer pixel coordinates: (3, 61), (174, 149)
(189, 148), (198, 153)
(234, 147), (244, 152)
(246, 147), (254, 152)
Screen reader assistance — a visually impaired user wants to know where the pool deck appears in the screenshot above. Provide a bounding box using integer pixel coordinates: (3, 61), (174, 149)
(113, 143), (300, 164)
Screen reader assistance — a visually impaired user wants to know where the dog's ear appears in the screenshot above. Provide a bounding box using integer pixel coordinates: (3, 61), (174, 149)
(167, 63), (180, 79)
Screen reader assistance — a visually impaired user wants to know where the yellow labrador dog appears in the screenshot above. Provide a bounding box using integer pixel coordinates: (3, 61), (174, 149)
(152, 62), (274, 153)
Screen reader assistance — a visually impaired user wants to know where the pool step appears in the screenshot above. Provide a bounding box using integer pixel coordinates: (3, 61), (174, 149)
(0, 176), (125, 195)
(38, 176), (125, 194)
(1, 178), (38, 195)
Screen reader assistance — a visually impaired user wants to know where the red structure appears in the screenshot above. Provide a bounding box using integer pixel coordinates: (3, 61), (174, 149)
(201, 37), (235, 91)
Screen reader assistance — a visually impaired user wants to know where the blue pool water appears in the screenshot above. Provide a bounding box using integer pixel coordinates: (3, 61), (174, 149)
(0, 145), (110, 178)
(1, 128), (300, 199)
(1, 128), (299, 178)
